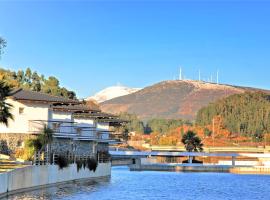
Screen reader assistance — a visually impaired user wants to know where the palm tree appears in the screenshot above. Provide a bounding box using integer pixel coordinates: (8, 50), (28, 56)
(37, 125), (54, 163)
(39, 125), (54, 146)
(181, 131), (203, 152)
(0, 81), (13, 126)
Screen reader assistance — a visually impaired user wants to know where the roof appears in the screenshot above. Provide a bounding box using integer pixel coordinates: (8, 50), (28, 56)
(52, 104), (100, 112)
(73, 112), (117, 119)
(73, 112), (127, 124)
(9, 89), (80, 104)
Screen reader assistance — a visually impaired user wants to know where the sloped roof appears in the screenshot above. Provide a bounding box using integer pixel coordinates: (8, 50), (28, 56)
(9, 89), (79, 104)
(52, 104), (101, 112)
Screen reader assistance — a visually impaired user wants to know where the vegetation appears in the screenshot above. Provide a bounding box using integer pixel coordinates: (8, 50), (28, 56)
(196, 92), (270, 141)
(17, 126), (54, 161)
(181, 131), (203, 152)
(204, 128), (212, 137)
(146, 118), (189, 134)
(0, 67), (76, 99)
(116, 112), (190, 136)
(0, 37), (6, 57)
(57, 155), (70, 169)
(75, 157), (98, 172)
(0, 81), (13, 126)
(86, 158), (98, 172)
(76, 159), (83, 172)
(115, 113), (145, 140)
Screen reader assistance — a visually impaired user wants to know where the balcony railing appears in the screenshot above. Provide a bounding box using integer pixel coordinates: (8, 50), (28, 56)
(28, 120), (112, 141)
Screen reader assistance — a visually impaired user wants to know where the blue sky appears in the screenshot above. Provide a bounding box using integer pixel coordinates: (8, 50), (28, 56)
(0, 1), (270, 98)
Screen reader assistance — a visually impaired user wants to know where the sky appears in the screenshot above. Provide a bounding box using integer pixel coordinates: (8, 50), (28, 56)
(0, 0), (270, 98)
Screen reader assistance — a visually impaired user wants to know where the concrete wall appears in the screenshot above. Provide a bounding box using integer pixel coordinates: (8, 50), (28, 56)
(0, 163), (111, 196)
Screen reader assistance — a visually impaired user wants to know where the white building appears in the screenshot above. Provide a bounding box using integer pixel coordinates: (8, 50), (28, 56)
(0, 89), (122, 156)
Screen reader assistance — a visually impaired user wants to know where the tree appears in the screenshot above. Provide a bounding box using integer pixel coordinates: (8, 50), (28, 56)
(181, 131), (203, 152)
(0, 37), (6, 57)
(0, 81), (13, 126)
(196, 92), (270, 140)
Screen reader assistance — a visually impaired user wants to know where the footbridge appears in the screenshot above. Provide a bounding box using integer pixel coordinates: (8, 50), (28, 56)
(110, 150), (270, 166)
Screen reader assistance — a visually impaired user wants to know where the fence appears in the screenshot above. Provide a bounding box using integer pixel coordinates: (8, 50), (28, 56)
(33, 151), (111, 166)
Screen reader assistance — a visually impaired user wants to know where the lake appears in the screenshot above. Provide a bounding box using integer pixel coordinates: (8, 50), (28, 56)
(4, 167), (270, 200)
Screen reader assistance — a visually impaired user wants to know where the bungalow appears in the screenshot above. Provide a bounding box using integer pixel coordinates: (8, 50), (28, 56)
(0, 89), (123, 158)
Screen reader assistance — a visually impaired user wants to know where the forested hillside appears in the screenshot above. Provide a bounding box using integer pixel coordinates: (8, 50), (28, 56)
(196, 92), (270, 140)
(0, 68), (76, 99)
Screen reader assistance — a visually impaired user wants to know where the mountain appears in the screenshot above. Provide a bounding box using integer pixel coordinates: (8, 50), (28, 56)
(100, 80), (270, 120)
(88, 85), (141, 103)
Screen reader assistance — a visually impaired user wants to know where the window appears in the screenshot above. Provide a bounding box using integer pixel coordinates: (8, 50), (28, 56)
(52, 123), (60, 131)
(19, 107), (24, 114)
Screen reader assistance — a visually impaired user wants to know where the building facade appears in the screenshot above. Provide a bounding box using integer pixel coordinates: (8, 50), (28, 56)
(0, 89), (122, 158)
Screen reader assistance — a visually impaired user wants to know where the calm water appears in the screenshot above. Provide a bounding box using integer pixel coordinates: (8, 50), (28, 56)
(3, 167), (270, 200)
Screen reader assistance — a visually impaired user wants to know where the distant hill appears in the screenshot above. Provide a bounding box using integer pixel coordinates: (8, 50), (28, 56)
(101, 80), (270, 120)
(88, 85), (141, 103)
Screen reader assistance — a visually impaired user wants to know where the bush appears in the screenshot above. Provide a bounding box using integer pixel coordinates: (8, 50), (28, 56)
(86, 157), (98, 172)
(57, 155), (70, 170)
(76, 159), (83, 172)
(0, 140), (9, 155)
(182, 159), (203, 164)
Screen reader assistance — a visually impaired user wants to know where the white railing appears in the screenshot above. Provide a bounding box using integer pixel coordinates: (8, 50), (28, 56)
(28, 120), (113, 142)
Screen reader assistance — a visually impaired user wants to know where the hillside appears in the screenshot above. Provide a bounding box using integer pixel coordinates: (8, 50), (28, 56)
(88, 85), (141, 103)
(101, 80), (270, 120)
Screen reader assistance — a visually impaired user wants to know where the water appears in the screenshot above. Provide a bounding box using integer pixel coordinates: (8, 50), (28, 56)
(3, 167), (270, 200)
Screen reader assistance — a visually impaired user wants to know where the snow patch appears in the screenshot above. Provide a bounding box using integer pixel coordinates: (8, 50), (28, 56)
(87, 86), (141, 103)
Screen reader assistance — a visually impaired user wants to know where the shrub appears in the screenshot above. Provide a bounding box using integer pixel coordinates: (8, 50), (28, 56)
(76, 159), (83, 172)
(86, 157), (98, 172)
(57, 155), (69, 170)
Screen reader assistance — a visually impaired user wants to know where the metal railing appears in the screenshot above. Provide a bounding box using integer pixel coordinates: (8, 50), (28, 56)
(33, 152), (111, 166)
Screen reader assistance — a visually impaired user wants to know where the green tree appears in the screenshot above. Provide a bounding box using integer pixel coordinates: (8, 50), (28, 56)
(181, 131), (203, 152)
(196, 92), (270, 140)
(204, 128), (212, 137)
(0, 67), (77, 99)
(31, 71), (41, 91)
(0, 37), (6, 57)
(0, 81), (13, 126)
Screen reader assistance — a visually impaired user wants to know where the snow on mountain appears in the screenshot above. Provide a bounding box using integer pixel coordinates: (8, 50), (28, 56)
(87, 85), (141, 103)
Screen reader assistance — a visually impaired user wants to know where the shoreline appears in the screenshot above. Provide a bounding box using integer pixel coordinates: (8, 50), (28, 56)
(0, 175), (111, 200)
(0, 163), (111, 199)
(129, 163), (270, 175)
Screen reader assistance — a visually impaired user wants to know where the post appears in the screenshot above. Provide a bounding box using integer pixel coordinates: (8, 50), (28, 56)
(188, 156), (193, 164)
(232, 156), (236, 166)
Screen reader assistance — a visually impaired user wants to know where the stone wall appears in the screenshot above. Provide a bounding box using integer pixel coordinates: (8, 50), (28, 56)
(51, 139), (109, 156)
(0, 133), (35, 155)
(0, 133), (109, 157)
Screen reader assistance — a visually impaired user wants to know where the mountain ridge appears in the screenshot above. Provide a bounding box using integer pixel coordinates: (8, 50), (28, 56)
(100, 80), (270, 120)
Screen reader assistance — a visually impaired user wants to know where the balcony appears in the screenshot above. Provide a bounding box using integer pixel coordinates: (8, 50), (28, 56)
(28, 120), (102, 141)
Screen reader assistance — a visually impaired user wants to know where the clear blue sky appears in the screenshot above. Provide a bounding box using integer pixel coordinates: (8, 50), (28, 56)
(0, 1), (270, 98)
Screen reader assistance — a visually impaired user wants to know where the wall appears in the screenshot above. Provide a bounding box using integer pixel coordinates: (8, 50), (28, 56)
(51, 138), (97, 155)
(0, 133), (36, 154)
(74, 118), (96, 137)
(51, 111), (74, 134)
(0, 163), (111, 197)
(0, 99), (50, 134)
(97, 122), (109, 131)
